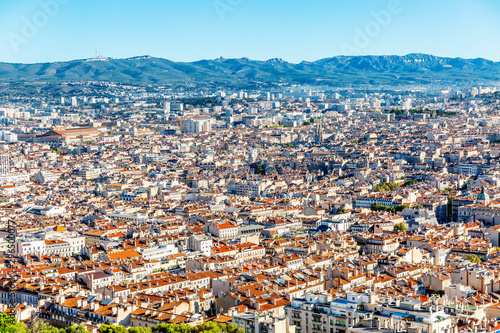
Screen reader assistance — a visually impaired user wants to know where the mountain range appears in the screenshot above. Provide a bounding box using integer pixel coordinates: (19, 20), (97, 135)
(0, 54), (499, 87)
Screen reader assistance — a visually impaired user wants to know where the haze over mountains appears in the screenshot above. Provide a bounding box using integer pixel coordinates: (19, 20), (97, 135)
(0, 53), (499, 87)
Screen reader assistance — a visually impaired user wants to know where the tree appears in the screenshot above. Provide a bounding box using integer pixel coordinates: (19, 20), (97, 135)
(99, 325), (127, 333)
(403, 179), (420, 187)
(65, 325), (91, 333)
(336, 207), (346, 215)
(465, 254), (483, 264)
(29, 320), (62, 333)
(128, 328), (151, 333)
(393, 222), (408, 233)
(255, 164), (265, 175)
(373, 181), (400, 193)
(429, 290), (445, 296)
(370, 203), (408, 214)
(149, 322), (243, 333)
(0, 314), (27, 333)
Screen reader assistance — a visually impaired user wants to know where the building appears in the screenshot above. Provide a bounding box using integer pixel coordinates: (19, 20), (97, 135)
(188, 234), (213, 256)
(287, 292), (455, 333)
(35, 127), (101, 145)
(232, 310), (295, 333)
(0, 155), (8, 175)
(35, 171), (58, 184)
(181, 117), (213, 134)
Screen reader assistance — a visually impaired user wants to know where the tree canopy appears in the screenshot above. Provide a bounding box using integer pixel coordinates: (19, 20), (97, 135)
(393, 222), (408, 233)
(370, 203), (409, 214)
(373, 181), (400, 193)
(465, 254), (483, 264)
(0, 316), (242, 333)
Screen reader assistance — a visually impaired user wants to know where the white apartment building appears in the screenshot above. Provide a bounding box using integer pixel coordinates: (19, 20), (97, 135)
(15, 239), (46, 256)
(182, 117), (213, 133)
(188, 234), (213, 256)
(140, 244), (178, 261)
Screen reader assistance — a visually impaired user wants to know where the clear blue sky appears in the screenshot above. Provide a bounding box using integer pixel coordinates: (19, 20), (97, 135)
(0, 0), (499, 64)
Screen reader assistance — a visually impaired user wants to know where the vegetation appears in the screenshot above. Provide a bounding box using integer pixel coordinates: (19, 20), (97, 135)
(255, 164), (265, 175)
(0, 316), (243, 333)
(152, 322), (242, 333)
(393, 222), (408, 233)
(370, 203), (409, 214)
(403, 179), (420, 187)
(460, 181), (468, 190)
(464, 254), (483, 264)
(0, 55), (499, 87)
(0, 314), (26, 333)
(428, 290), (445, 296)
(336, 207), (346, 215)
(373, 181), (400, 192)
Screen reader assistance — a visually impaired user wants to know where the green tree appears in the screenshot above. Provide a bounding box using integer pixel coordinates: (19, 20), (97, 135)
(29, 320), (62, 333)
(336, 207), (346, 215)
(373, 181), (400, 193)
(393, 222), (408, 233)
(370, 203), (408, 213)
(99, 325), (127, 333)
(465, 254), (483, 264)
(152, 323), (193, 333)
(403, 179), (420, 187)
(255, 164), (265, 175)
(65, 325), (90, 333)
(128, 328), (151, 333)
(0, 314), (27, 333)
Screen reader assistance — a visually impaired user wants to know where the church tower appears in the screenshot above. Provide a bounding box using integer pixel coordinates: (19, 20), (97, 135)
(477, 186), (490, 205)
(315, 122), (324, 144)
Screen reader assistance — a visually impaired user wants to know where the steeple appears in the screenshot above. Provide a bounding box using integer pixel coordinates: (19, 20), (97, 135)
(315, 122), (324, 144)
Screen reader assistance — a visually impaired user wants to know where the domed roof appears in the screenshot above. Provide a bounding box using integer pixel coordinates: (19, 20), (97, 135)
(477, 192), (488, 200)
(478, 186), (489, 201)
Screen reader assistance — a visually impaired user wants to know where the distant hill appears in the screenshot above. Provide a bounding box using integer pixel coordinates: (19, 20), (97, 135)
(0, 54), (499, 87)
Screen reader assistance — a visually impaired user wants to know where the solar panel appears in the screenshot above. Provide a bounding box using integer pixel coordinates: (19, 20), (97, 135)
(101, 298), (113, 305)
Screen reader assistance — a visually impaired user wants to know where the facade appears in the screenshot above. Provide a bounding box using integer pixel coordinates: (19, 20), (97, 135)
(232, 311), (295, 333)
(181, 118), (213, 133)
(0, 154), (9, 175)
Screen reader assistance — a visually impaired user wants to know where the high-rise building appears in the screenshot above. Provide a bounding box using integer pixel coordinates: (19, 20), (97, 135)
(181, 118), (213, 133)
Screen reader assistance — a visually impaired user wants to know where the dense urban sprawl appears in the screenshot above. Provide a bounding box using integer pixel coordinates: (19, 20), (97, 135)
(1, 84), (500, 333)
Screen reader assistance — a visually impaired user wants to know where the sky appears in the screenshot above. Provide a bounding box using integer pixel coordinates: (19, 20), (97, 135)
(0, 0), (499, 64)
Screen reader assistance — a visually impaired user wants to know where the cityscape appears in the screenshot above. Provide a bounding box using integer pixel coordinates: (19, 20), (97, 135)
(1, 1), (500, 333)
